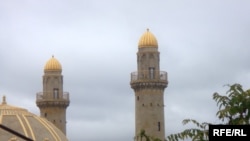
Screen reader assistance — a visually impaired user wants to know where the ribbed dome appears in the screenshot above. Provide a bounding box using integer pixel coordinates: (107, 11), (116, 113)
(44, 56), (62, 72)
(138, 29), (158, 48)
(0, 96), (68, 141)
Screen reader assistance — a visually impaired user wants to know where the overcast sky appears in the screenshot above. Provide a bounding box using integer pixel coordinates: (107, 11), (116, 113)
(1, 0), (250, 141)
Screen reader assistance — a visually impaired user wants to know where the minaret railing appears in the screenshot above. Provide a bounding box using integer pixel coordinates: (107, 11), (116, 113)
(36, 92), (70, 101)
(131, 71), (167, 82)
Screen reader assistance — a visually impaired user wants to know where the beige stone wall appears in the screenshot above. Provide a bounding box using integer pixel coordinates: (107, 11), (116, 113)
(40, 106), (67, 134)
(135, 89), (165, 141)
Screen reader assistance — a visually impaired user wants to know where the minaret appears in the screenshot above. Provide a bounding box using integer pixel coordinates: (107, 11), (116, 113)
(36, 56), (70, 135)
(130, 29), (168, 141)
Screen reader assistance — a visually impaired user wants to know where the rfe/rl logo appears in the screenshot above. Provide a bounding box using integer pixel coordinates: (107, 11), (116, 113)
(213, 129), (247, 136)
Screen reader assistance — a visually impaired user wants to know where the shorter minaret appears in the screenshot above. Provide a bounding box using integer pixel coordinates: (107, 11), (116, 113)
(2, 95), (7, 104)
(130, 29), (168, 141)
(36, 56), (70, 135)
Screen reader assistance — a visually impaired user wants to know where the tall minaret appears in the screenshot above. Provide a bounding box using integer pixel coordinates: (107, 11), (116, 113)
(130, 29), (168, 141)
(36, 56), (70, 135)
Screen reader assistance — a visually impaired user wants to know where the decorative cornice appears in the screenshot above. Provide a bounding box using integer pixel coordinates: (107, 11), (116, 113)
(130, 80), (168, 90)
(36, 100), (69, 108)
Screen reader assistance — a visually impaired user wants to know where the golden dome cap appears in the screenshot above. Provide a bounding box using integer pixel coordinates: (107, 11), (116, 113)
(138, 29), (158, 48)
(44, 55), (62, 72)
(0, 96), (68, 141)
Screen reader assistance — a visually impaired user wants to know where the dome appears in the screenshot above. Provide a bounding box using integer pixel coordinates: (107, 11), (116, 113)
(0, 96), (69, 141)
(44, 56), (62, 72)
(138, 29), (158, 48)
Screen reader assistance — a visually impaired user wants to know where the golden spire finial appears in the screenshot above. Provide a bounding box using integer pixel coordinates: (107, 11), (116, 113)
(138, 28), (158, 48)
(2, 95), (7, 104)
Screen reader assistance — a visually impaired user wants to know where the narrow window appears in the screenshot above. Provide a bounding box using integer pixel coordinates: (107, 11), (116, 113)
(44, 113), (47, 117)
(137, 96), (139, 101)
(53, 88), (59, 99)
(150, 103), (152, 106)
(149, 67), (155, 79)
(158, 122), (161, 131)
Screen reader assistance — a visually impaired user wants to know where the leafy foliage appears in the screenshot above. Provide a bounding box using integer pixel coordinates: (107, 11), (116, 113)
(165, 83), (250, 141)
(213, 83), (250, 125)
(166, 119), (209, 141)
(137, 130), (163, 141)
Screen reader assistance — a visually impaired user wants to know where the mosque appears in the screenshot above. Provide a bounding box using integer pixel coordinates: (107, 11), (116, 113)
(0, 56), (69, 141)
(0, 29), (168, 141)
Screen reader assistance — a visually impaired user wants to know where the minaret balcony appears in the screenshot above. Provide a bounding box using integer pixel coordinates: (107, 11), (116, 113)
(36, 92), (70, 108)
(36, 92), (70, 101)
(130, 71), (168, 82)
(130, 71), (168, 89)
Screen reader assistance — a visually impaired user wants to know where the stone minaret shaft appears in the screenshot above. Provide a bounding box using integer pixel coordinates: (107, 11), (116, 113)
(36, 56), (70, 135)
(130, 29), (168, 141)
